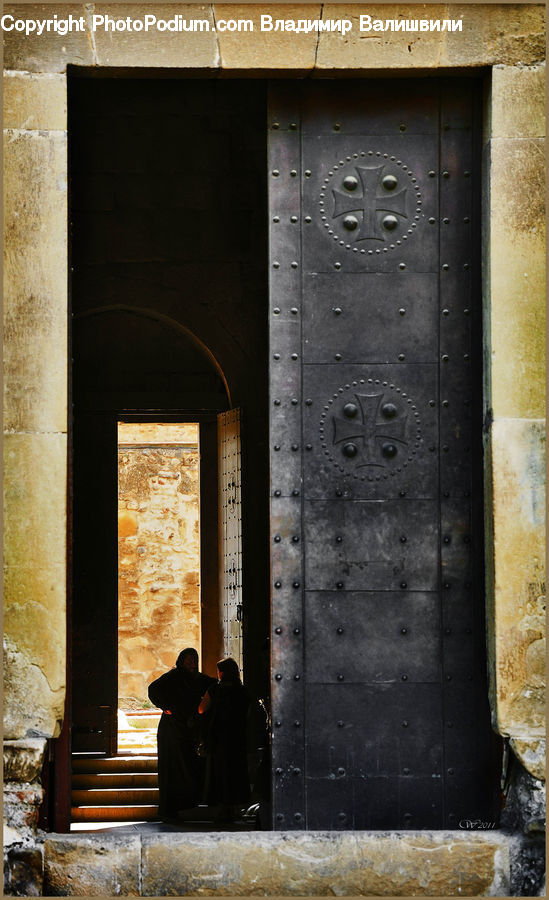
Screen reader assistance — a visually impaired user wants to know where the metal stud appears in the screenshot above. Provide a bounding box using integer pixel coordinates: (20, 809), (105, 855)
(294, 721), (301, 728)
(400, 535), (407, 543)
(293, 627), (300, 635)
(274, 535), (281, 542)
(399, 308), (406, 316)
(275, 767), (283, 775)
(337, 720), (344, 728)
(382, 215), (399, 231)
(402, 720), (409, 727)
(293, 768), (301, 775)
(382, 174), (398, 191)
(290, 170), (297, 177)
(382, 442), (398, 458)
(400, 581), (407, 589)
(336, 582), (344, 590)
(337, 674), (344, 681)
(305, 216), (312, 223)
(272, 169), (280, 177)
(293, 581), (300, 589)
(292, 535), (300, 542)
(291, 353), (298, 360)
(333, 307), (342, 316)
(292, 489), (300, 497)
(294, 674), (301, 681)
(336, 627), (344, 635)
(401, 627), (408, 635)
(276, 813), (284, 821)
(274, 581), (282, 589)
(343, 175), (358, 191)
(275, 627), (282, 634)
(274, 490), (281, 497)
(275, 673), (282, 680)
(343, 215), (359, 231)
(401, 674), (408, 681)
(343, 442), (357, 458)
(335, 353), (342, 361)
(294, 813), (302, 822)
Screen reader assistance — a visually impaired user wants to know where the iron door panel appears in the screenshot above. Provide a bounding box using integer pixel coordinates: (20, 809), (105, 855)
(304, 499), (438, 592)
(305, 684), (443, 779)
(302, 274), (438, 365)
(300, 80), (440, 135)
(303, 364), (438, 501)
(302, 135), (438, 275)
(304, 592), (440, 683)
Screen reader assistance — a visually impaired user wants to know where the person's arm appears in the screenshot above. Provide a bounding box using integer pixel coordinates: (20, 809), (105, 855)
(198, 691), (211, 715)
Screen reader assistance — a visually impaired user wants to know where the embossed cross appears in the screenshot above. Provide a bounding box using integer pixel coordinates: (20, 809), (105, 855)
(332, 393), (408, 467)
(332, 165), (408, 241)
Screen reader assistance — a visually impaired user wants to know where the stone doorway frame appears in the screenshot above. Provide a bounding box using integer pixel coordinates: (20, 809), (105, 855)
(3, 4), (545, 894)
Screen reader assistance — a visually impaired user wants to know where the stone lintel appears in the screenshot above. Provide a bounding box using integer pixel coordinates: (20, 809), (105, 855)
(3, 71), (67, 131)
(2, 4), (545, 73)
(3, 738), (47, 782)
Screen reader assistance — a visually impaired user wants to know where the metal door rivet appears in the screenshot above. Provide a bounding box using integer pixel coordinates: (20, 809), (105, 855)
(291, 353), (298, 360)
(305, 170), (312, 177)
(274, 444), (280, 451)
(274, 400), (280, 406)
(291, 261), (298, 269)
(382, 214), (399, 232)
(275, 626), (282, 634)
(464, 353), (470, 361)
(399, 124), (406, 132)
(383, 442), (398, 458)
(291, 398), (298, 405)
(337, 674), (344, 681)
(291, 444), (298, 451)
(337, 720), (344, 728)
(334, 263), (342, 270)
(336, 536), (343, 543)
(276, 813), (284, 821)
(292, 489), (300, 497)
(333, 307), (342, 316)
(444, 582), (451, 589)
(274, 490), (281, 497)
(442, 171), (450, 179)
(337, 627), (344, 635)
(293, 581), (300, 588)
(399, 263), (406, 270)
(293, 768), (301, 775)
(337, 767), (345, 776)
(442, 264), (449, 271)
(399, 308), (406, 316)
(272, 169), (280, 177)
(442, 354), (449, 362)
(448, 768), (455, 775)
(443, 218), (450, 224)
(305, 216), (312, 223)
(443, 445), (449, 452)
(428, 217), (436, 224)
(336, 582), (344, 590)
(463, 263), (470, 270)
(305, 399), (313, 406)
(289, 123), (297, 130)
(428, 171), (436, 178)
(273, 261), (280, 269)
(275, 767), (283, 775)
(403, 813), (412, 821)
(402, 720), (409, 727)
(401, 627), (408, 635)
(403, 767), (410, 775)
(305, 443), (312, 451)
(338, 812), (346, 821)
(273, 353), (280, 360)
(400, 581), (407, 589)
(464, 170), (471, 177)
(335, 353), (342, 361)
(343, 175), (358, 191)
(272, 123), (280, 130)
(291, 307), (298, 315)
(294, 812), (302, 821)
(292, 535), (300, 542)
(429, 400), (436, 407)
(290, 215), (298, 223)
(464, 216), (470, 223)
(400, 535), (407, 543)
(274, 581), (282, 589)
(275, 673), (282, 680)
(294, 721), (301, 728)
(443, 491), (450, 498)
(382, 174), (398, 191)
(334, 123), (341, 131)
(442, 400), (449, 407)
(443, 536), (451, 544)
(399, 490), (407, 497)
(290, 170), (297, 177)
(274, 535), (281, 542)
(294, 627), (300, 635)
(294, 674), (301, 681)
(343, 442), (357, 457)
(382, 403), (397, 419)
(343, 215), (359, 231)
(273, 216), (280, 223)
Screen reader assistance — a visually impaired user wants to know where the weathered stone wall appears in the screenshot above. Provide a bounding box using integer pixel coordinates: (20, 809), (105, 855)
(118, 424), (201, 706)
(483, 63), (546, 782)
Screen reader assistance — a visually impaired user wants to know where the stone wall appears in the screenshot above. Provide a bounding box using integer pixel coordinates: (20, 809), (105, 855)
(118, 424), (201, 707)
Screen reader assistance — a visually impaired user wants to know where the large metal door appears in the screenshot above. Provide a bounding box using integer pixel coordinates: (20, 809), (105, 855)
(269, 79), (498, 830)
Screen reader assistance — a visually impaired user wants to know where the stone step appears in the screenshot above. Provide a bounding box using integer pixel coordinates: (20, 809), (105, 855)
(72, 756), (158, 775)
(71, 805), (159, 823)
(72, 772), (158, 789)
(72, 788), (159, 806)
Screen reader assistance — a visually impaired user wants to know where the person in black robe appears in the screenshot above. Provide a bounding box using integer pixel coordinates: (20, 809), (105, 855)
(198, 656), (250, 823)
(148, 647), (214, 820)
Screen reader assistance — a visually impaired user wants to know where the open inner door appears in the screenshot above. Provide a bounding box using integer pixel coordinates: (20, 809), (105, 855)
(218, 409), (243, 671)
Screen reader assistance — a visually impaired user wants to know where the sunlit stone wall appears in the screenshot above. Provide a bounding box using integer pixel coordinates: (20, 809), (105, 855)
(117, 423), (201, 708)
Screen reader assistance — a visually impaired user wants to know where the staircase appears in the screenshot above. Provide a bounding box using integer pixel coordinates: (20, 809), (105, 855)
(71, 711), (161, 824)
(71, 755), (159, 823)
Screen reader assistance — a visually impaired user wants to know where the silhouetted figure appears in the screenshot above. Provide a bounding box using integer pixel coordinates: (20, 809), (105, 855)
(148, 648), (214, 820)
(198, 656), (250, 823)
